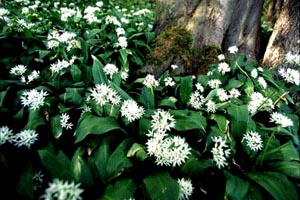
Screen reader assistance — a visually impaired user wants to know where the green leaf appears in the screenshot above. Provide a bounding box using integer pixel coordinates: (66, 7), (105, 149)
(74, 113), (125, 143)
(267, 161), (300, 179)
(127, 143), (148, 161)
(224, 170), (249, 200)
(157, 96), (178, 109)
(71, 148), (94, 188)
(91, 55), (108, 84)
(38, 149), (71, 180)
(70, 65), (82, 82)
(243, 79), (254, 97)
(227, 104), (251, 137)
(109, 82), (132, 100)
(245, 171), (298, 200)
(139, 87), (155, 109)
(258, 141), (299, 162)
(210, 114), (229, 133)
(180, 154), (213, 176)
(106, 139), (133, 181)
(174, 111), (207, 131)
(225, 79), (244, 90)
(100, 179), (136, 200)
(119, 49), (128, 65)
(24, 109), (46, 130)
(179, 76), (193, 104)
(143, 171), (180, 200)
(59, 87), (84, 106)
(16, 163), (34, 199)
(50, 114), (63, 139)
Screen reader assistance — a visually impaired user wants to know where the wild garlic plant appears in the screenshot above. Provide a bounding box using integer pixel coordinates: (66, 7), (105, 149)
(0, 0), (299, 200)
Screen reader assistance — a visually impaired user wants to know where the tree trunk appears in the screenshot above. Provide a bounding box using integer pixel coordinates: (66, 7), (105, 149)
(266, 0), (284, 25)
(142, 0), (264, 77)
(262, 0), (300, 68)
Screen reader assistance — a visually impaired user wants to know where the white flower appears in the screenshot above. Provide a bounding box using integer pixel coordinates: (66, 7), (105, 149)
(151, 109), (176, 133)
(258, 76), (267, 89)
(251, 69), (258, 78)
(105, 15), (121, 26)
(60, 113), (73, 130)
(242, 131), (263, 151)
(285, 52), (300, 65)
(270, 112), (293, 127)
(143, 74), (159, 88)
(116, 27), (125, 36)
(229, 88), (241, 98)
(248, 92), (274, 115)
(42, 179), (83, 200)
(146, 135), (191, 167)
(10, 64), (27, 76)
(103, 63), (118, 78)
(211, 136), (231, 169)
(208, 79), (222, 89)
(27, 70), (40, 83)
(13, 129), (38, 148)
(218, 62), (230, 75)
(171, 64), (178, 69)
(178, 178), (194, 200)
(50, 59), (74, 73)
(228, 46), (238, 54)
(195, 83), (204, 92)
(60, 7), (77, 21)
(90, 84), (121, 106)
(96, 1), (104, 7)
(115, 36), (128, 49)
(278, 68), (300, 86)
(217, 54), (225, 61)
(217, 88), (229, 102)
(0, 126), (14, 145)
(33, 171), (44, 190)
(120, 99), (145, 122)
(84, 6), (101, 24)
(20, 89), (48, 110)
(121, 70), (129, 81)
(189, 91), (205, 110)
(164, 77), (175, 87)
(206, 100), (216, 113)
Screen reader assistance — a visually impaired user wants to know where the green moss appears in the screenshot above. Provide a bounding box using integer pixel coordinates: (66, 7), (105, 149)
(196, 45), (222, 75)
(146, 26), (196, 70)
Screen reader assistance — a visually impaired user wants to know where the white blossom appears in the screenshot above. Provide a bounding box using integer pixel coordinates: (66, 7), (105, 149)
(13, 129), (38, 148)
(270, 112), (293, 127)
(0, 126), (14, 145)
(120, 99), (145, 122)
(242, 131), (263, 151)
(211, 136), (231, 169)
(143, 74), (159, 88)
(178, 178), (194, 200)
(150, 109), (176, 133)
(189, 91), (205, 110)
(228, 46), (238, 54)
(20, 89), (48, 110)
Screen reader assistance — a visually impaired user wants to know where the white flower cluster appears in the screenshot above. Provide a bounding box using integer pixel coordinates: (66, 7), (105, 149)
(41, 179), (83, 200)
(90, 84), (121, 106)
(50, 57), (76, 73)
(189, 91), (205, 110)
(218, 62), (230, 75)
(146, 110), (191, 167)
(60, 7), (77, 22)
(285, 51), (300, 66)
(248, 92), (274, 115)
(120, 99), (145, 122)
(269, 112), (293, 127)
(47, 30), (79, 51)
(164, 77), (175, 87)
(0, 126), (38, 148)
(242, 131), (263, 151)
(211, 136), (231, 169)
(103, 63), (119, 79)
(278, 68), (300, 86)
(21, 89), (48, 110)
(143, 74), (159, 88)
(84, 3), (103, 24)
(60, 113), (73, 130)
(177, 178), (194, 200)
(10, 64), (27, 76)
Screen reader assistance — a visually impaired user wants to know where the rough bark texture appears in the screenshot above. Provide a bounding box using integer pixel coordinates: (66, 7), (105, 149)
(141, 0), (264, 77)
(263, 0), (300, 68)
(266, 0), (284, 25)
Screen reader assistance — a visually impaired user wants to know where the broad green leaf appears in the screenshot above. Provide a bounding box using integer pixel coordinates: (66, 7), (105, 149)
(127, 143), (148, 161)
(74, 113), (125, 143)
(139, 118), (152, 137)
(143, 171), (180, 200)
(228, 104), (251, 137)
(258, 141), (299, 162)
(16, 163), (34, 199)
(59, 87), (84, 106)
(70, 65), (82, 82)
(95, 136), (112, 184)
(71, 148), (94, 188)
(179, 76), (193, 104)
(210, 114), (229, 133)
(224, 170), (249, 200)
(225, 79), (244, 90)
(246, 171), (298, 200)
(100, 179), (136, 200)
(91, 55), (108, 84)
(106, 139), (133, 181)
(109, 82), (132, 100)
(24, 109), (46, 130)
(180, 153), (213, 176)
(50, 114), (63, 139)
(38, 149), (71, 180)
(174, 111), (207, 131)
(267, 161), (300, 179)
(139, 87), (155, 109)
(157, 96), (178, 109)
(119, 49), (128, 65)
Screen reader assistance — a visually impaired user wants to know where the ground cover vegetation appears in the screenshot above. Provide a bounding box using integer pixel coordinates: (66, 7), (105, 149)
(0, 0), (299, 199)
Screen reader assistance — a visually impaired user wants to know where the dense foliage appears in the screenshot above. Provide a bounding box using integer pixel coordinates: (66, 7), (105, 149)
(0, 0), (299, 199)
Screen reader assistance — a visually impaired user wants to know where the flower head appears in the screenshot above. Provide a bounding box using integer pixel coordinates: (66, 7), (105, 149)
(164, 77), (175, 87)
(0, 126), (14, 145)
(91, 84), (121, 106)
(278, 68), (300, 86)
(103, 63), (118, 78)
(177, 178), (194, 200)
(151, 109), (176, 133)
(189, 91), (205, 110)
(217, 54), (225, 61)
(208, 79), (222, 89)
(248, 92), (274, 115)
(120, 99), (145, 122)
(211, 136), (231, 169)
(206, 100), (216, 113)
(228, 46), (238, 54)
(242, 131), (263, 151)
(10, 64), (27, 76)
(270, 112), (293, 127)
(42, 179), (83, 200)
(60, 113), (73, 130)
(218, 62), (230, 75)
(13, 129), (38, 148)
(143, 74), (159, 88)
(20, 89), (48, 110)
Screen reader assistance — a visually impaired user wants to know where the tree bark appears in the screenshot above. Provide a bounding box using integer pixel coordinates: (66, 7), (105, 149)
(143, 0), (264, 76)
(263, 0), (300, 68)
